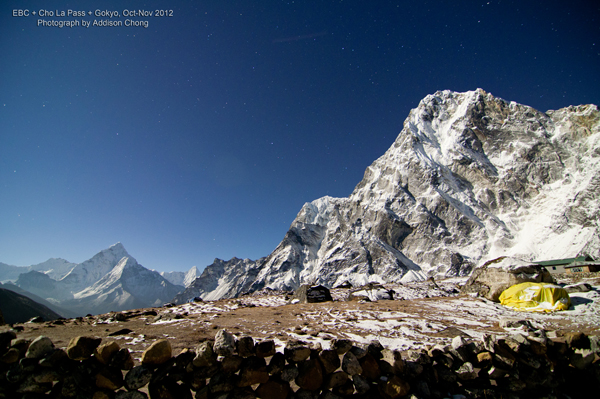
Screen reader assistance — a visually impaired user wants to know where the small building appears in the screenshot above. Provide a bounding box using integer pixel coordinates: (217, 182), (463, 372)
(564, 262), (600, 274)
(533, 256), (597, 274)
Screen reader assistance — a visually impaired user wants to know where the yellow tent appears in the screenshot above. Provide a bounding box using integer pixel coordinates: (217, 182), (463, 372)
(499, 282), (571, 312)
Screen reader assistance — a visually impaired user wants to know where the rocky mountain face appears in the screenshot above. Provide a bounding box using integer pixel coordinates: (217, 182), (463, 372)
(160, 266), (199, 288)
(64, 256), (183, 315)
(6, 243), (184, 316)
(179, 89), (600, 301)
(173, 258), (263, 304)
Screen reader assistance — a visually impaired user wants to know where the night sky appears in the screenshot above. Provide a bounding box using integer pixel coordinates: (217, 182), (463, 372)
(1, 1), (599, 272)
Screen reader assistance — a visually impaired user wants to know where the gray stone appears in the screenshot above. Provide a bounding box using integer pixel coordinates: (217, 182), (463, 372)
(352, 374), (371, 394)
(488, 365), (508, 378)
(380, 349), (404, 375)
(25, 336), (54, 359)
(267, 352), (286, 374)
(455, 362), (478, 380)
(193, 341), (217, 367)
(563, 282), (593, 293)
(349, 345), (367, 359)
(481, 334), (496, 353)
(342, 351), (362, 376)
(16, 374), (52, 393)
(570, 348), (596, 369)
(221, 354), (243, 373)
(281, 365), (299, 382)
(125, 365), (153, 390)
(109, 348), (134, 370)
(565, 332), (590, 349)
(213, 329), (236, 356)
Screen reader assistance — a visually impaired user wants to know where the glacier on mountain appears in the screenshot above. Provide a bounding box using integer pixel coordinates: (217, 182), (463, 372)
(177, 89), (600, 301)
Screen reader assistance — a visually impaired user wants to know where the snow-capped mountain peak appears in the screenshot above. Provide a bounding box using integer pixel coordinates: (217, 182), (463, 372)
(176, 89), (600, 301)
(60, 242), (131, 293)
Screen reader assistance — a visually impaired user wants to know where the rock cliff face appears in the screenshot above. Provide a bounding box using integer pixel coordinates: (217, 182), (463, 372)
(179, 89), (600, 301)
(173, 258), (263, 303)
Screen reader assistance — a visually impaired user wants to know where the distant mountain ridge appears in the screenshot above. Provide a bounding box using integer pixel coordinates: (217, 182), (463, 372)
(1, 243), (184, 316)
(0, 258), (76, 283)
(0, 287), (63, 324)
(176, 89), (600, 301)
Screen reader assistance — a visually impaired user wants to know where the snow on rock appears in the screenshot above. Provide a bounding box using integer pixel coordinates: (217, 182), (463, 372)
(177, 89), (600, 301)
(65, 256), (182, 315)
(60, 242), (131, 293)
(160, 266), (198, 288)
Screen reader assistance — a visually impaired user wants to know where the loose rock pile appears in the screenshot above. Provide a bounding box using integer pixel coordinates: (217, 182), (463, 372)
(0, 328), (599, 398)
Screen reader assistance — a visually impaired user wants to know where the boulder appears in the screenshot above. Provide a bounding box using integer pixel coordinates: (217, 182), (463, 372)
(67, 336), (102, 360)
(295, 358), (323, 391)
(347, 283), (394, 301)
(255, 340), (276, 358)
(193, 341), (217, 367)
(25, 336), (54, 359)
(125, 365), (153, 390)
(95, 341), (120, 364)
(95, 367), (124, 390)
(563, 282), (593, 293)
(141, 339), (172, 366)
(213, 329), (236, 356)
(291, 284), (333, 303)
(461, 257), (555, 301)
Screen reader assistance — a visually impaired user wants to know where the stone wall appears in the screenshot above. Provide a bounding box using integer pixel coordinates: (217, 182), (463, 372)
(0, 328), (599, 399)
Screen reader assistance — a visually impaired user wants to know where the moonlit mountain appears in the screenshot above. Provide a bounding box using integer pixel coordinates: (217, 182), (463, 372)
(176, 89), (600, 301)
(5, 243), (183, 316)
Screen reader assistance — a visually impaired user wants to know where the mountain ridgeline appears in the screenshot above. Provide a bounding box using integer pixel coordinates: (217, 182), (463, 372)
(1, 243), (187, 317)
(175, 89), (600, 302)
(2, 89), (598, 311)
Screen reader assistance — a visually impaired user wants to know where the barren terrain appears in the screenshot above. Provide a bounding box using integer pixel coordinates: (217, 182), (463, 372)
(9, 275), (600, 364)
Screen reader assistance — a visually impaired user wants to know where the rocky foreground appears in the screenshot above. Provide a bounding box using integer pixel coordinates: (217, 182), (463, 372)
(1, 274), (599, 398)
(1, 325), (599, 399)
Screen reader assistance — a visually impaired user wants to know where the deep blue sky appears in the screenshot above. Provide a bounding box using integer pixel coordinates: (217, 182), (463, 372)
(1, 1), (599, 272)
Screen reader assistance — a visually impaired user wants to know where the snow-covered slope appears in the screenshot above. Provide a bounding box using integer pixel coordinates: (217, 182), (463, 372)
(31, 258), (77, 280)
(161, 266), (199, 288)
(9, 243), (185, 316)
(180, 89), (600, 301)
(64, 256), (183, 315)
(59, 242), (130, 294)
(0, 258), (76, 283)
(173, 258), (262, 304)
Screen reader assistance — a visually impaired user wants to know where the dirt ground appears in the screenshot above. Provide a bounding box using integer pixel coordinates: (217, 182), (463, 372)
(8, 277), (600, 365)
